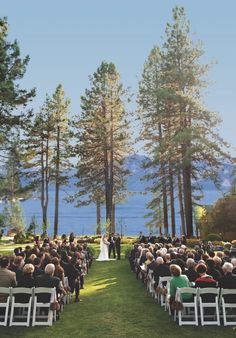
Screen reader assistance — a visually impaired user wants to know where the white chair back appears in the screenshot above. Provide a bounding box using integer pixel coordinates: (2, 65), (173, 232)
(0, 287), (12, 326)
(10, 287), (33, 327)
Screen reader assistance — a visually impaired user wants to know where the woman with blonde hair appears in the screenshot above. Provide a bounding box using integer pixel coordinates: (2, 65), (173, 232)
(169, 264), (191, 303)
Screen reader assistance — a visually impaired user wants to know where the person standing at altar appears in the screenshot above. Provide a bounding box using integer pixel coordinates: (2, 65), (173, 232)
(115, 233), (121, 260)
(108, 233), (116, 259)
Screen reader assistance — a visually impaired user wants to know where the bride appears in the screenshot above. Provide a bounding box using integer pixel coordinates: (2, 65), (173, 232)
(96, 234), (110, 261)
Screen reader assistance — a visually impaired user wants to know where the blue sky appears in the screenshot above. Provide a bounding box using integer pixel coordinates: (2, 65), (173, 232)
(2, 0), (236, 154)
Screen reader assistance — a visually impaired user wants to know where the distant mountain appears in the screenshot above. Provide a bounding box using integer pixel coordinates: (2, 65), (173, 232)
(20, 154), (234, 195)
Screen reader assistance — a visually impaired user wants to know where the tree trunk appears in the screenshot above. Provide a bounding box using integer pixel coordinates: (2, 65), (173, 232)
(44, 136), (49, 235)
(96, 197), (101, 235)
(109, 100), (114, 232)
(178, 171), (186, 236)
(158, 123), (168, 235)
(54, 126), (60, 238)
(169, 162), (176, 236)
(111, 203), (115, 233)
(40, 141), (47, 233)
(183, 165), (193, 237)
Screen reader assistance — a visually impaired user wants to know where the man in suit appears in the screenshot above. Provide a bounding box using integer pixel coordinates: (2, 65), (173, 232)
(138, 231), (146, 244)
(219, 262), (236, 303)
(35, 263), (61, 302)
(147, 232), (155, 244)
(0, 256), (16, 302)
(115, 233), (121, 260)
(9, 256), (24, 282)
(0, 256), (16, 287)
(108, 233), (116, 259)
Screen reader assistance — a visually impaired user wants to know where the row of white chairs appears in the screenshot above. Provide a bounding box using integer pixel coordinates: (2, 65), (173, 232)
(174, 287), (236, 326)
(0, 286), (57, 327)
(145, 271), (236, 326)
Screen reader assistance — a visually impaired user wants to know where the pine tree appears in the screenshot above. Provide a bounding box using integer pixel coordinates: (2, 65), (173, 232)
(49, 84), (70, 237)
(0, 17), (35, 150)
(23, 98), (54, 234)
(138, 7), (232, 237)
(72, 62), (131, 232)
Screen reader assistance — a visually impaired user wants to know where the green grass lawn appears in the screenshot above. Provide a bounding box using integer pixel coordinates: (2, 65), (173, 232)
(0, 252), (235, 338)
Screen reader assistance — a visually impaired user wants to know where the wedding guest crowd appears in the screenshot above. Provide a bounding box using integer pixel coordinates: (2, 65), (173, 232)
(0, 233), (93, 309)
(129, 235), (236, 306)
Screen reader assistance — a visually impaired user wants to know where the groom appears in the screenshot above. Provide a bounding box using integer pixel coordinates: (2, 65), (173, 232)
(108, 233), (116, 259)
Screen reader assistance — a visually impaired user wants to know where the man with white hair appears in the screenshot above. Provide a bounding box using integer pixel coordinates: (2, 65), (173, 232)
(231, 258), (236, 275)
(35, 263), (61, 303)
(153, 256), (171, 288)
(219, 262), (236, 303)
(219, 262), (236, 289)
(185, 258), (198, 282)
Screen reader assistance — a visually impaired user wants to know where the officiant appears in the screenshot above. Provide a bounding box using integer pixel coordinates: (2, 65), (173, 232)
(115, 233), (121, 260)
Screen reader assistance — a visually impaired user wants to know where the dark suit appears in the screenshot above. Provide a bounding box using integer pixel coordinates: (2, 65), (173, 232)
(10, 265), (23, 282)
(219, 272), (236, 303)
(35, 274), (60, 302)
(153, 263), (171, 286)
(115, 236), (121, 260)
(185, 267), (198, 282)
(15, 274), (34, 303)
(108, 236), (116, 259)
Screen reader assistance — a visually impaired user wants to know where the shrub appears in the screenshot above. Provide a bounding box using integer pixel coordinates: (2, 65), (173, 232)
(124, 246), (133, 259)
(88, 245), (96, 257)
(204, 233), (222, 241)
(13, 232), (26, 244)
(186, 238), (201, 248)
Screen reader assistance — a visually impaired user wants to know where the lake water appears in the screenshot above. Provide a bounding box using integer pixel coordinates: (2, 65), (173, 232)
(0, 186), (224, 236)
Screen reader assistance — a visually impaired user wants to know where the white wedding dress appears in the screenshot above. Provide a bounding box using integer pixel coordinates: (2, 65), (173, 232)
(96, 236), (109, 261)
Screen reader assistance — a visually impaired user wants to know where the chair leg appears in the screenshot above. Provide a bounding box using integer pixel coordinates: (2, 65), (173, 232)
(32, 302), (36, 327)
(9, 298), (14, 327)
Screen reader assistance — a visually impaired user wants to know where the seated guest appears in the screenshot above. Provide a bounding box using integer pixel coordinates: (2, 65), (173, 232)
(15, 264), (35, 303)
(153, 257), (171, 288)
(231, 258), (236, 275)
(185, 258), (198, 282)
(52, 257), (65, 287)
(33, 257), (44, 277)
(0, 256), (16, 287)
(0, 256), (16, 302)
(195, 263), (217, 303)
(169, 264), (191, 303)
(146, 252), (156, 273)
(9, 256), (24, 282)
(213, 256), (224, 276)
(35, 263), (62, 303)
(195, 263), (217, 288)
(206, 258), (222, 281)
(230, 242), (236, 258)
(223, 250), (231, 263)
(219, 262), (236, 303)
(17, 264), (35, 288)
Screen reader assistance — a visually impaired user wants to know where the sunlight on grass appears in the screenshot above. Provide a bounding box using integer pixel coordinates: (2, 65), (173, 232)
(82, 277), (117, 295)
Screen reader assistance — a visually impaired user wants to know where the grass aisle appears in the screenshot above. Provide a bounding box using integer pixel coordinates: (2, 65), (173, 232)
(0, 259), (235, 338)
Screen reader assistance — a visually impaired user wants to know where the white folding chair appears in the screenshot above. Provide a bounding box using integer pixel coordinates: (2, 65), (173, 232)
(32, 287), (56, 326)
(146, 270), (154, 295)
(158, 276), (172, 307)
(63, 277), (72, 304)
(175, 287), (198, 326)
(221, 289), (236, 326)
(0, 287), (11, 326)
(199, 288), (220, 326)
(9, 287), (33, 327)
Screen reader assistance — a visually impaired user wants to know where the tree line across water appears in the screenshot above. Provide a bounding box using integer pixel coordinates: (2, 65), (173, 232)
(0, 7), (234, 239)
